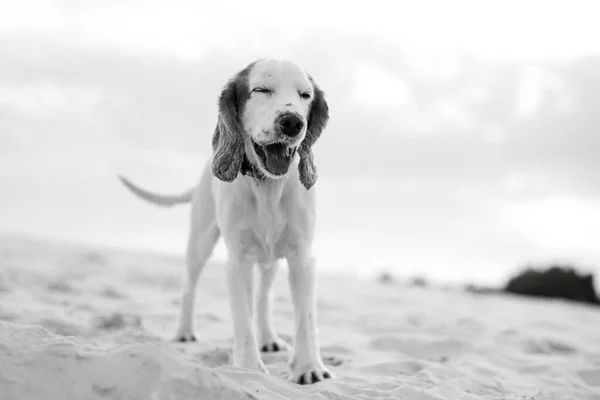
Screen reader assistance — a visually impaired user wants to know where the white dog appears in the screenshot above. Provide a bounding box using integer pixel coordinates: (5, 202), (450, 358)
(119, 59), (332, 384)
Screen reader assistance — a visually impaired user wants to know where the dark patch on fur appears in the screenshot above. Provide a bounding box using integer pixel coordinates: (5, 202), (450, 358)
(299, 75), (329, 190)
(211, 61), (257, 182)
(504, 265), (600, 305)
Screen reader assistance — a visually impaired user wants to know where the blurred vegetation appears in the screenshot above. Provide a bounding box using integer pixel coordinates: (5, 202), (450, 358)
(504, 264), (599, 305)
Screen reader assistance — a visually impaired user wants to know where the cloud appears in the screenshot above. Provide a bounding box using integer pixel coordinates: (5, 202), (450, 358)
(1, 28), (600, 198)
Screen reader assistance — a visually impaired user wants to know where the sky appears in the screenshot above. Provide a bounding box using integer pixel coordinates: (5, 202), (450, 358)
(1, 0), (600, 285)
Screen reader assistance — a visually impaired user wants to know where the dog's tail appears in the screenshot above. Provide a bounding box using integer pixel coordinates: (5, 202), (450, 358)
(118, 175), (193, 207)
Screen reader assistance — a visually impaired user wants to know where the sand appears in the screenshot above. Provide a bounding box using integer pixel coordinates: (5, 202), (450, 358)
(0, 235), (599, 400)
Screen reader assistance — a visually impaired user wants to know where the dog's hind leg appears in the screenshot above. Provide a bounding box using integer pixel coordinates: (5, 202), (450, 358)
(175, 224), (219, 342)
(256, 261), (290, 353)
(174, 165), (219, 342)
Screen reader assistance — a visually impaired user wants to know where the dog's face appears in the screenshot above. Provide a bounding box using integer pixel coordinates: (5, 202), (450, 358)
(241, 60), (313, 178)
(211, 59), (329, 189)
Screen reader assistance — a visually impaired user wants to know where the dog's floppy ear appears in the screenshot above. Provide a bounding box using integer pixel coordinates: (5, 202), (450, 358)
(211, 67), (252, 182)
(298, 75), (329, 190)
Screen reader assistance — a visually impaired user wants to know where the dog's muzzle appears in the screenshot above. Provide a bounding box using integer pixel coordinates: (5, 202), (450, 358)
(276, 112), (304, 138)
(252, 140), (298, 176)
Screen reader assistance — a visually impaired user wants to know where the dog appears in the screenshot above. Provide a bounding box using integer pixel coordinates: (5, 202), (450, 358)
(119, 59), (332, 384)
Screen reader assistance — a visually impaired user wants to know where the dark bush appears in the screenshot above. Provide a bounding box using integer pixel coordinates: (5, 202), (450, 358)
(504, 264), (599, 305)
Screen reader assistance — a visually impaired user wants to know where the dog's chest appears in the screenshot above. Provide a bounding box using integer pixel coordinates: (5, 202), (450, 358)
(248, 190), (289, 261)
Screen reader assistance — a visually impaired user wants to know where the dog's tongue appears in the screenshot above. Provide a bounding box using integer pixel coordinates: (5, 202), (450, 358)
(264, 143), (292, 175)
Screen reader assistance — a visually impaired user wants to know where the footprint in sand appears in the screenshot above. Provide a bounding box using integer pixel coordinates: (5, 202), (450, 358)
(46, 280), (77, 293)
(93, 313), (143, 331)
(195, 348), (231, 368)
(322, 355), (345, 367)
(521, 338), (577, 355)
(319, 344), (352, 366)
(99, 286), (127, 299)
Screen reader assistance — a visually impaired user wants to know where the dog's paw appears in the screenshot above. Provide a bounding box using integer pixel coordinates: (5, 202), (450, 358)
(260, 339), (290, 353)
(174, 333), (197, 343)
(289, 356), (334, 384)
(290, 366), (334, 385)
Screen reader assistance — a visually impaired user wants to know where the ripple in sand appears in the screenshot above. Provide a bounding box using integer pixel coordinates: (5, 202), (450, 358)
(99, 286), (127, 299)
(39, 318), (82, 336)
(521, 338), (578, 355)
(360, 360), (425, 375)
(46, 280), (76, 293)
(0, 310), (18, 322)
(578, 369), (600, 387)
(320, 344), (353, 354)
(370, 336), (470, 361)
(93, 313), (143, 331)
(195, 347), (232, 368)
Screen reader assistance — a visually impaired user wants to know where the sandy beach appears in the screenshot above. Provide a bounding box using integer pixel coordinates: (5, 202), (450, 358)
(3, 0), (600, 398)
(1, 234), (599, 399)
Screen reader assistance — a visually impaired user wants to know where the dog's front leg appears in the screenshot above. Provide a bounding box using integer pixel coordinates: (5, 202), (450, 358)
(286, 253), (333, 384)
(256, 262), (290, 353)
(225, 256), (268, 373)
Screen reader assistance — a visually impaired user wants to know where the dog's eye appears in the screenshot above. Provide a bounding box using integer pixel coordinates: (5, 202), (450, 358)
(253, 88), (271, 94)
(300, 92), (311, 100)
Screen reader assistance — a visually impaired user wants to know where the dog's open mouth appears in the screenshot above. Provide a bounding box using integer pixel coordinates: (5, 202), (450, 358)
(253, 141), (297, 175)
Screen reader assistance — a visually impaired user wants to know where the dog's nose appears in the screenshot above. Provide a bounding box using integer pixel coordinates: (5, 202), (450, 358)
(278, 113), (304, 137)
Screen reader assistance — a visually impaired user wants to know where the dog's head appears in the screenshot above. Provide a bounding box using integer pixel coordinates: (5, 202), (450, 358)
(211, 59), (329, 190)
